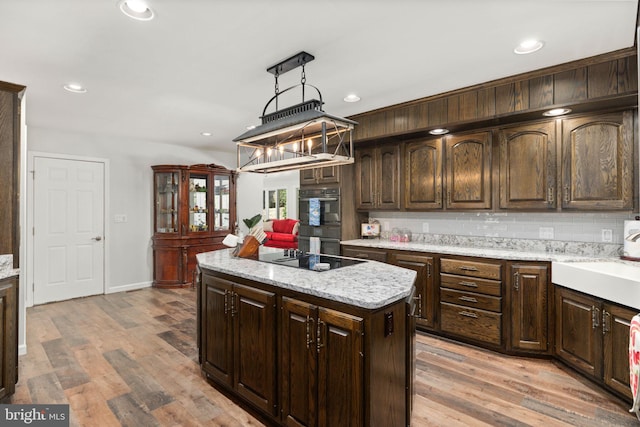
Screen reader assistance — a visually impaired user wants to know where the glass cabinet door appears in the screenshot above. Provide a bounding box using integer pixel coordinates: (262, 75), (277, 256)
(155, 171), (179, 233)
(214, 175), (230, 231)
(189, 173), (209, 232)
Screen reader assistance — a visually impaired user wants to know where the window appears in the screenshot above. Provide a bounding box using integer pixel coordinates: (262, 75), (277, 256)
(263, 188), (287, 220)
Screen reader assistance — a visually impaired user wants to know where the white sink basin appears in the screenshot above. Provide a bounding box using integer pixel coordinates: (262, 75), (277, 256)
(552, 261), (640, 310)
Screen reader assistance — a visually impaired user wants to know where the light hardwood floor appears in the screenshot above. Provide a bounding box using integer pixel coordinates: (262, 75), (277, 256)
(10, 287), (637, 426)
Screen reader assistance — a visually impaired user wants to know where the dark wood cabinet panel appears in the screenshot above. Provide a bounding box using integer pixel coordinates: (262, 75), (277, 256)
(528, 75), (554, 109)
(554, 67), (588, 104)
(561, 111), (634, 210)
(554, 287), (602, 379)
(341, 246), (388, 262)
(300, 165), (339, 185)
(498, 121), (557, 210)
(602, 303), (635, 400)
(200, 275), (277, 416)
(0, 85), (23, 268)
(445, 132), (492, 209)
(390, 252), (436, 330)
(588, 61), (618, 98)
(233, 284), (277, 415)
(495, 81), (529, 115)
(0, 276), (17, 401)
(404, 138), (443, 210)
(508, 263), (549, 353)
(281, 297), (317, 427)
(355, 144), (400, 210)
(554, 286), (635, 402)
(317, 307), (363, 427)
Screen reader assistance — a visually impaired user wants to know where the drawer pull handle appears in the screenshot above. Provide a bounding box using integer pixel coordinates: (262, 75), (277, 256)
(459, 266), (479, 272)
(458, 296), (478, 303)
(459, 281), (478, 288)
(356, 253), (369, 259)
(458, 311), (478, 319)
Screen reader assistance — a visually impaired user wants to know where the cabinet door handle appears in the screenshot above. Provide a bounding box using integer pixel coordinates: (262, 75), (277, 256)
(547, 187), (554, 203)
(458, 310), (478, 319)
(602, 310), (611, 335)
(230, 292), (237, 317)
(427, 263), (432, 278)
(224, 290), (228, 315)
(459, 281), (478, 288)
(564, 185), (570, 203)
(355, 253), (369, 259)
(514, 272), (520, 291)
(458, 296), (478, 303)
(591, 306), (600, 329)
(306, 315), (315, 349)
(414, 295), (423, 318)
(459, 266), (479, 272)
(316, 319), (325, 353)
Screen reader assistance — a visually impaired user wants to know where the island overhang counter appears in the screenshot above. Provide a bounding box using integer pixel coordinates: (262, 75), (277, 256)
(196, 247), (417, 427)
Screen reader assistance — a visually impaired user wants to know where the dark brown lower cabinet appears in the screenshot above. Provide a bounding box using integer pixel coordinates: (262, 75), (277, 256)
(508, 262), (549, 353)
(200, 274), (277, 416)
(389, 252), (436, 330)
(281, 297), (363, 427)
(199, 269), (411, 427)
(555, 286), (635, 401)
(0, 275), (17, 401)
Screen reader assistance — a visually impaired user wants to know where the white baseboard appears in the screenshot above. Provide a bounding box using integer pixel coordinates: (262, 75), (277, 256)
(105, 281), (152, 294)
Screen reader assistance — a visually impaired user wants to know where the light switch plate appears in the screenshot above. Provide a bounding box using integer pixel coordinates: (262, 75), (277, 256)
(601, 229), (613, 242)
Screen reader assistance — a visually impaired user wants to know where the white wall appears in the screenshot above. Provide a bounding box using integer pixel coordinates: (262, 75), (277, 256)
(25, 126), (235, 296)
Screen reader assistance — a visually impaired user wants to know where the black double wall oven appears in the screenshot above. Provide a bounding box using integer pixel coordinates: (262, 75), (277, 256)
(298, 187), (341, 255)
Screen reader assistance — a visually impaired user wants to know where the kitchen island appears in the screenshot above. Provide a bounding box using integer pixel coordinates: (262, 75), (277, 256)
(196, 247), (417, 427)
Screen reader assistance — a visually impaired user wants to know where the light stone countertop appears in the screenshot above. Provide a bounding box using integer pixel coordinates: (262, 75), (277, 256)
(196, 248), (416, 310)
(0, 255), (19, 280)
(340, 238), (622, 263)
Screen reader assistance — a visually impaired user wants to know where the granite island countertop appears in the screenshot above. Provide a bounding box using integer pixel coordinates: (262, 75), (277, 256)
(196, 247), (416, 310)
(0, 255), (19, 280)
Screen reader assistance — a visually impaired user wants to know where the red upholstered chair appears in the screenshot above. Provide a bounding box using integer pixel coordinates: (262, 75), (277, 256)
(262, 219), (299, 249)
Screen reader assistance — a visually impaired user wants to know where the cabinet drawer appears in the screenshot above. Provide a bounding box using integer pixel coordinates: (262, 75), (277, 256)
(440, 273), (501, 296)
(440, 288), (501, 312)
(342, 246), (388, 262)
(440, 258), (501, 280)
(440, 302), (502, 345)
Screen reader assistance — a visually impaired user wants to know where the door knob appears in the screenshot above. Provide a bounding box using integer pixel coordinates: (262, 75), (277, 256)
(92, 236), (102, 241)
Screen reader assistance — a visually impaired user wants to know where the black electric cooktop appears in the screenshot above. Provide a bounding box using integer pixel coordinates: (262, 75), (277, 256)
(258, 250), (365, 272)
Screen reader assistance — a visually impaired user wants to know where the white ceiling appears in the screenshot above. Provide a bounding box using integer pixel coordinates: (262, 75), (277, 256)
(0, 0), (637, 154)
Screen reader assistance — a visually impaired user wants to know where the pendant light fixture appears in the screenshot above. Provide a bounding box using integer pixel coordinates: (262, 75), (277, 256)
(235, 52), (357, 173)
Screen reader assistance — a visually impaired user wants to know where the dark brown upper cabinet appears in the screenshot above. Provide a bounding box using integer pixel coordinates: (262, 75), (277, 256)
(560, 111), (634, 210)
(355, 144), (401, 210)
(445, 132), (492, 210)
(403, 138), (443, 210)
(498, 121), (557, 210)
(300, 165), (340, 186)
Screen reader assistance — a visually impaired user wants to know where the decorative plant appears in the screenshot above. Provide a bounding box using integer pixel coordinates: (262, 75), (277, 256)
(242, 214), (262, 232)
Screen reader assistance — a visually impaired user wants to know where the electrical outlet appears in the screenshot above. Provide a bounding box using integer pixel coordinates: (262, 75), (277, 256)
(114, 214), (127, 223)
(422, 222), (429, 232)
(601, 229), (613, 242)
(539, 227), (554, 239)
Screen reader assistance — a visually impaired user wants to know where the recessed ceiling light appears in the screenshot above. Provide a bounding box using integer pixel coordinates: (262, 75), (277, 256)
(429, 128), (449, 135)
(118, 0), (154, 21)
(344, 94), (361, 103)
(542, 108), (572, 117)
(63, 83), (87, 93)
(514, 39), (544, 55)
(201, 132), (212, 137)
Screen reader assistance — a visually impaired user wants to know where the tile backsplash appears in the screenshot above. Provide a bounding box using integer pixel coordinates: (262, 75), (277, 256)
(369, 211), (639, 246)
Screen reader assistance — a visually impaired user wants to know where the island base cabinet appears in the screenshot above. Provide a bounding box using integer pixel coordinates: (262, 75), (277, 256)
(200, 274), (277, 416)
(554, 287), (634, 402)
(281, 297), (364, 427)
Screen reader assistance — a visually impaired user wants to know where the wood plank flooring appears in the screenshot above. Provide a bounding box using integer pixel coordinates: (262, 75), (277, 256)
(9, 287), (637, 426)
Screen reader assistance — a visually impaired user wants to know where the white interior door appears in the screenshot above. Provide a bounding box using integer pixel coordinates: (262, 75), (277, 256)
(33, 157), (105, 304)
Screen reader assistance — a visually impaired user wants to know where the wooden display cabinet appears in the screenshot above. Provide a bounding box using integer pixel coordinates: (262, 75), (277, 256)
(152, 164), (236, 288)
